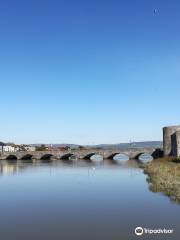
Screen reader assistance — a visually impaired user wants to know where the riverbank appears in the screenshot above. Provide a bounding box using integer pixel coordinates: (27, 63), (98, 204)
(143, 158), (180, 203)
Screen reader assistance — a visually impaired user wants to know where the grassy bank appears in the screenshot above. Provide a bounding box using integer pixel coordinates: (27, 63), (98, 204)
(143, 158), (180, 204)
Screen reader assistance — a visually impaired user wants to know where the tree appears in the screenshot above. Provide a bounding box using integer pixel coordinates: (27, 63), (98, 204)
(36, 144), (47, 151)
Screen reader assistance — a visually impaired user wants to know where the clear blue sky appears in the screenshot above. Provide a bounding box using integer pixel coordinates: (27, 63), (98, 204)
(0, 0), (180, 144)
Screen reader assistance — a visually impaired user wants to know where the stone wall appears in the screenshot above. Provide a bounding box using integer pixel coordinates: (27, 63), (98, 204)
(163, 125), (180, 157)
(0, 148), (157, 160)
(172, 131), (180, 157)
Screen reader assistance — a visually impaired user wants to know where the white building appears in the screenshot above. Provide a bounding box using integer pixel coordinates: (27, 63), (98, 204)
(3, 145), (15, 152)
(0, 142), (5, 152)
(0, 142), (15, 152)
(24, 146), (36, 152)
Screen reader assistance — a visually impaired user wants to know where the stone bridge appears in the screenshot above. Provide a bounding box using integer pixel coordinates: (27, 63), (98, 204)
(0, 148), (163, 160)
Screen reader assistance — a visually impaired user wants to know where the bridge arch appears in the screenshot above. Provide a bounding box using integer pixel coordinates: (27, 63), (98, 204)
(83, 153), (103, 161)
(107, 153), (120, 159)
(83, 153), (96, 159)
(6, 155), (18, 160)
(41, 154), (54, 160)
(135, 153), (153, 162)
(21, 154), (33, 160)
(107, 153), (129, 160)
(134, 153), (145, 160)
(90, 154), (103, 161)
(60, 153), (76, 160)
(112, 153), (129, 161)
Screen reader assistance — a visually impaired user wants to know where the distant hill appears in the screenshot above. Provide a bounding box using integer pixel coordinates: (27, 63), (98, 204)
(87, 141), (163, 150)
(31, 141), (163, 150)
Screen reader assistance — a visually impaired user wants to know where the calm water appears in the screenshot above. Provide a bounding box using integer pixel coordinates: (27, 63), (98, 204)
(0, 158), (179, 240)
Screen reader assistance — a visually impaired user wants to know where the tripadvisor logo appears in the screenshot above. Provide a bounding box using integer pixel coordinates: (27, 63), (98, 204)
(135, 227), (143, 236)
(135, 227), (173, 236)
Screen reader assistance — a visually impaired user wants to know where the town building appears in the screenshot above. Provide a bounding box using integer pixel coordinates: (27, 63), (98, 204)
(0, 142), (5, 152)
(24, 146), (36, 152)
(0, 142), (15, 152)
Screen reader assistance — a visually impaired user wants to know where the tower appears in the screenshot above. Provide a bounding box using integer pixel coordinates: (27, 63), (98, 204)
(163, 125), (180, 157)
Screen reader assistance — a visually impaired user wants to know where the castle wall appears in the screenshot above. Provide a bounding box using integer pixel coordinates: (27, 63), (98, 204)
(175, 131), (180, 157)
(163, 125), (180, 156)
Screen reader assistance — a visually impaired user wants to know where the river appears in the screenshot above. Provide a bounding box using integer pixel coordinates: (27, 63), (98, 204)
(0, 158), (179, 240)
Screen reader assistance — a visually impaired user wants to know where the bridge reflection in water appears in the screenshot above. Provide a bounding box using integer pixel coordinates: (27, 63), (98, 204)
(0, 153), (153, 176)
(0, 155), (180, 240)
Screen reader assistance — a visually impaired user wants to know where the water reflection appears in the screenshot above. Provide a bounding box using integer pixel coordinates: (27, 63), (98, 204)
(0, 158), (180, 240)
(90, 154), (103, 162)
(0, 162), (19, 175)
(0, 159), (140, 176)
(113, 153), (129, 162)
(138, 153), (153, 163)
